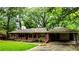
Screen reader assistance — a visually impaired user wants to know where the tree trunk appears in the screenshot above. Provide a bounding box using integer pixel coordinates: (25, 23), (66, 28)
(19, 21), (22, 30)
(6, 16), (10, 40)
(42, 12), (47, 27)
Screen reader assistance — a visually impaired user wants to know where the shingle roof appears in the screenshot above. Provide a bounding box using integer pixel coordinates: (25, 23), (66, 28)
(9, 27), (78, 34)
(49, 27), (77, 33)
(9, 28), (48, 33)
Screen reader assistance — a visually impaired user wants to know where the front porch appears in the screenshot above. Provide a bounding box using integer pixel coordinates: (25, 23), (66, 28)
(9, 33), (46, 42)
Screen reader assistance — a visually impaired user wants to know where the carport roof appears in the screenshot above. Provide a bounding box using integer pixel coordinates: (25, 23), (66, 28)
(49, 27), (78, 33)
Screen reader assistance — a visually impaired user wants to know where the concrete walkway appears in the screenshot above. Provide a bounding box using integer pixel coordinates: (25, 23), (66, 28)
(29, 42), (77, 51)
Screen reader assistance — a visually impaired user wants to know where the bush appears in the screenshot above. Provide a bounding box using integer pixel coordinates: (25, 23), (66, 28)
(38, 37), (45, 42)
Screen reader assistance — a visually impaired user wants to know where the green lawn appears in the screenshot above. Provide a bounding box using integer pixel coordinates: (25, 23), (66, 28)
(0, 40), (37, 51)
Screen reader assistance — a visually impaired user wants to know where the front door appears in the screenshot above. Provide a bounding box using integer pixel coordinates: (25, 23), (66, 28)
(54, 33), (60, 41)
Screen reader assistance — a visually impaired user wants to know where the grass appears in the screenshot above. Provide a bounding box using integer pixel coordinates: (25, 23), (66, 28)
(0, 40), (37, 51)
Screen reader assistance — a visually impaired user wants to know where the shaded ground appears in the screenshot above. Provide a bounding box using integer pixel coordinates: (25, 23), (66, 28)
(29, 42), (76, 51)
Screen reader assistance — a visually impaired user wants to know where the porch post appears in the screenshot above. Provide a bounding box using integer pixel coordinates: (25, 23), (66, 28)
(25, 34), (27, 40)
(21, 33), (22, 39)
(45, 33), (49, 43)
(74, 33), (77, 44)
(36, 33), (38, 41)
(17, 33), (19, 39)
(77, 33), (78, 43)
(24, 34), (26, 39)
(19, 33), (21, 39)
(23, 33), (24, 39)
(14, 34), (16, 38)
(73, 34), (75, 44)
(28, 34), (29, 40)
(75, 34), (78, 44)
(32, 34), (33, 41)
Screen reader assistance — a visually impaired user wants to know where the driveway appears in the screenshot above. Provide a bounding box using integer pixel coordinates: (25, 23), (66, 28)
(29, 42), (77, 51)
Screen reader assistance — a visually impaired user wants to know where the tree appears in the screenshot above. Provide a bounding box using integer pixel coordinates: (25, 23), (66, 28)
(23, 7), (51, 29)
(0, 7), (25, 39)
(46, 7), (79, 29)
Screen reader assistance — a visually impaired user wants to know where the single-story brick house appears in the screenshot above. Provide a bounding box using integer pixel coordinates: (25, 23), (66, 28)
(9, 27), (78, 43)
(9, 28), (48, 42)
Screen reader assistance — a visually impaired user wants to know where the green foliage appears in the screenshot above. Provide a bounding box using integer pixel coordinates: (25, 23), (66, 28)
(39, 37), (45, 42)
(0, 7), (79, 32)
(23, 7), (50, 28)
(9, 19), (17, 31)
(0, 29), (6, 34)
